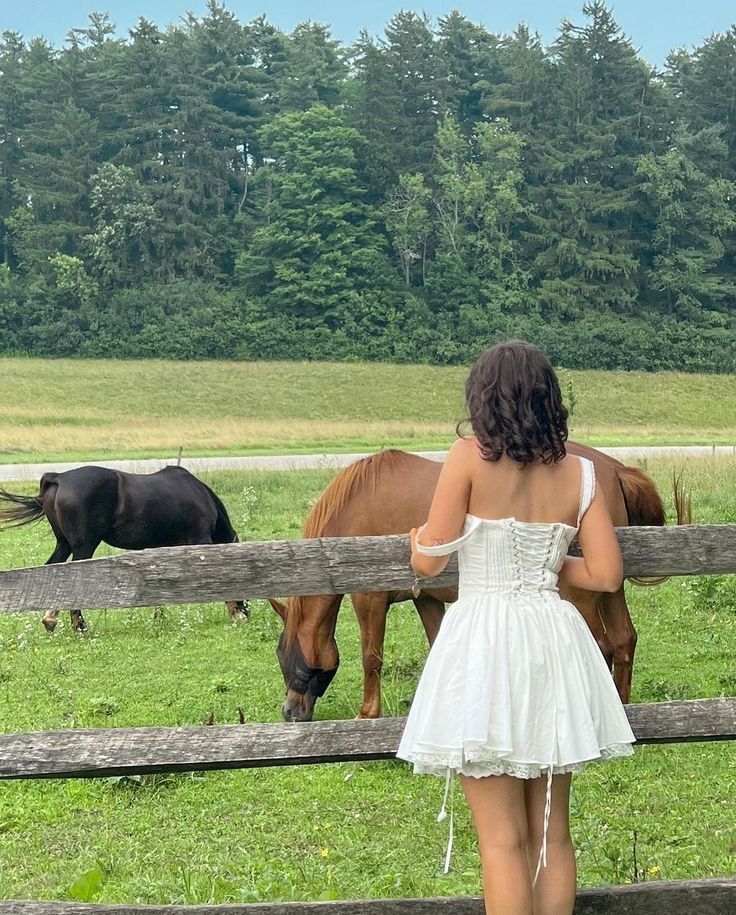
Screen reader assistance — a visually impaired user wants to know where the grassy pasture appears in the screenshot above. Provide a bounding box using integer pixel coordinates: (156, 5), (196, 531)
(0, 457), (735, 904)
(1, 358), (735, 463)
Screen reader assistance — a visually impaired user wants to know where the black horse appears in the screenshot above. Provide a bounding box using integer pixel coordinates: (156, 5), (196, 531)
(0, 465), (248, 632)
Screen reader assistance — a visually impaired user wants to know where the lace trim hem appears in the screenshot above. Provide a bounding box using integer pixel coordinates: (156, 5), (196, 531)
(402, 742), (635, 779)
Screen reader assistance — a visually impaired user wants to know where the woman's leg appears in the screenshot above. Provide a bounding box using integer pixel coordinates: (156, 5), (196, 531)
(524, 773), (576, 915)
(461, 773), (533, 915)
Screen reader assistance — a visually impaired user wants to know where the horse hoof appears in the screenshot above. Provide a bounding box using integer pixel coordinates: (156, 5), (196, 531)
(226, 600), (249, 621)
(41, 618), (57, 633)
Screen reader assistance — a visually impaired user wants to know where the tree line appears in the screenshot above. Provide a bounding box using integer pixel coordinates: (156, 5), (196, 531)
(1, 1), (735, 370)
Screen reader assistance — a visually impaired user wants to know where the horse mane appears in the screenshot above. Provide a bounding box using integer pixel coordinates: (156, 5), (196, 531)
(285, 450), (407, 645)
(302, 449), (406, 538)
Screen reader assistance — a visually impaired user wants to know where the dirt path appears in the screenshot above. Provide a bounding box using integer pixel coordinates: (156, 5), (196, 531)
(1, 444), (734, 482)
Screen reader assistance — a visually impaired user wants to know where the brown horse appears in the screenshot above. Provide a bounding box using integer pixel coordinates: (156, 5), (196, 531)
(270, 446), (689, 723)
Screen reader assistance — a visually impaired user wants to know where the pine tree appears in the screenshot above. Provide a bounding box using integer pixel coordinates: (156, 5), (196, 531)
(8, 36), (100, 271)
(344, 32), (405, 199)
(666, 29), (736, 179)
(380, 12), (446, 176)
(279, 22), (346, 112)
(0, 32), (27, 266)
(249, 15), (289, 123)
(523, 3), (661, 317)
(437, 12), (501, 131)
(483, 25), (552, 137)
(637, 126), (736, 320)
(235, 105), (397, 328)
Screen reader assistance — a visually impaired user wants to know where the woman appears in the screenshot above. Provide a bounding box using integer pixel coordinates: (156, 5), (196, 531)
(397, 340), (635, 915)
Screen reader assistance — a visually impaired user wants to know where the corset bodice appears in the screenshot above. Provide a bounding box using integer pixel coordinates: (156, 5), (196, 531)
(455, 515), (578, 596)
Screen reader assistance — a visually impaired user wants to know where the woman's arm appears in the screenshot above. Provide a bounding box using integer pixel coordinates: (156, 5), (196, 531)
(410, 439), (472, 578)
(559, 486), (624, 593)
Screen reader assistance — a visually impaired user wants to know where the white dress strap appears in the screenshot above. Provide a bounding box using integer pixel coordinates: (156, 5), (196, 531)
(577, 457), (596, 527)
(414, 515), (482, 556)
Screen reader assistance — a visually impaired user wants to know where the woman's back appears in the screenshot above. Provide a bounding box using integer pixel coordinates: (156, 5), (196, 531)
(463, 437), (584, 528)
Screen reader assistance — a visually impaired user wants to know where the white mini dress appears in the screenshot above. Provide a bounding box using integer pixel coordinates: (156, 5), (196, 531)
(397, 457), (635, 876)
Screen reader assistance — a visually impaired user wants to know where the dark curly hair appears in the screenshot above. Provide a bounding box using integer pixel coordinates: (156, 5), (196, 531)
(458, 340), (568, 466)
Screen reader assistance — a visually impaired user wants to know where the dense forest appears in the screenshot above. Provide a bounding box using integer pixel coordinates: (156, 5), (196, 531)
(1, 2), (735, 370)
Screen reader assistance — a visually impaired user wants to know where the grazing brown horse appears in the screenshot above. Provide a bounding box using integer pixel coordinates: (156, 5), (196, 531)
(0, 465), (248, 632)
(270, 446), (689, 722)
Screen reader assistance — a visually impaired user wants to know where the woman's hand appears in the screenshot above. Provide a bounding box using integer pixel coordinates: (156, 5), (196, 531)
(410, 526), (419, 554)
(409, 527), (422, 573)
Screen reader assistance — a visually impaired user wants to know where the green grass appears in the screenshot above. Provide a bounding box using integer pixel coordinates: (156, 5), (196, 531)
(1, 358), (735, 463)
(0, 458), (735, 904)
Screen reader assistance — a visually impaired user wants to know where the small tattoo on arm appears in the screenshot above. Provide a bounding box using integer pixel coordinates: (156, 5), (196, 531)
(430, 536), (445, 546)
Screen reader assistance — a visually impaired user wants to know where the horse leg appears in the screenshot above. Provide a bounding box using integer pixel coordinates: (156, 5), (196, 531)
(599, 588), (637, 705)
(41, 490), (93, 633)
(563, 586), (614, 674)
(41, 538), (72, 632)
(352, 591), (390, 720)
(224, 533), (248, 620)
(413, 594), (445, 647)
(66, 543), (100, 632)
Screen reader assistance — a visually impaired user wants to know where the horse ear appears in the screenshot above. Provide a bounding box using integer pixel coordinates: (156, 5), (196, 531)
(268, 598), (287, 621)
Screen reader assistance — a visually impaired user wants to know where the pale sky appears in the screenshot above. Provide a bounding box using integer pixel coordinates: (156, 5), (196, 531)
(1, 1), (734, 66)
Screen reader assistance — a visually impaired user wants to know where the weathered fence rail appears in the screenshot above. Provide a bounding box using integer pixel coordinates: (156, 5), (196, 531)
(1, 525), (735, 913)
(3, 877), (736, 913)
(1, 698), (734, 780)
(2, 525), (736, 614)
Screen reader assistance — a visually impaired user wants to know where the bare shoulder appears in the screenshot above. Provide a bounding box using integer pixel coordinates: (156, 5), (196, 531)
(441, 436), (479, 478)
(446, 436), (481, 464)
(532, 452), (583, 495)
(449, 435), (478, 454)
(557, 451), (584, 476)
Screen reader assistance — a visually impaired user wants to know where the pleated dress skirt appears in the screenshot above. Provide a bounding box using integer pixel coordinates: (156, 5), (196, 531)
(397, 583), (635, 780)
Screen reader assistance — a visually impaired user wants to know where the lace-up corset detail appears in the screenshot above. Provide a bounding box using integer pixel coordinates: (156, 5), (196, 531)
(457, 517), (576, 597)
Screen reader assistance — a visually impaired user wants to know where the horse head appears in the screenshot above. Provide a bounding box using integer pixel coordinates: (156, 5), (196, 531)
(268, 595), (341, 722)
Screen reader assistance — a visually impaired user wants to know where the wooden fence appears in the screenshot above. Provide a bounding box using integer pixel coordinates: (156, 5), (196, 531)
(1, 525), (735, 914)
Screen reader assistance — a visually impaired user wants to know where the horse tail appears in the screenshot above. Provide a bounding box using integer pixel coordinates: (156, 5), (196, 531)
(208, 487), (239, 544)
(0, 477), (54, 527)
(672, 470), (693, 525)
(618, 465), (666, 527)
(619, 465), (691, 586)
